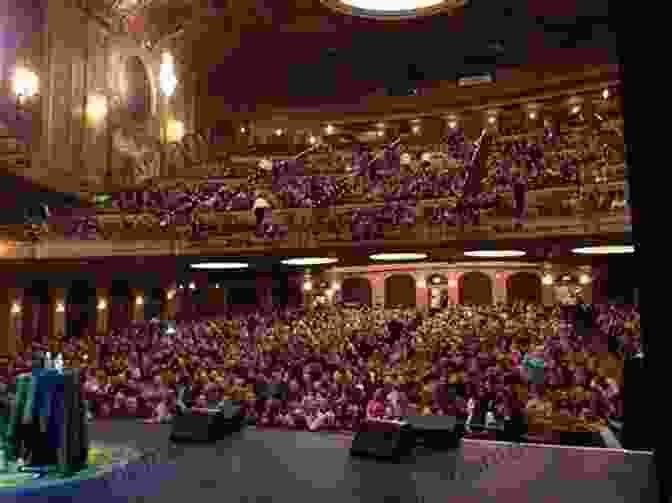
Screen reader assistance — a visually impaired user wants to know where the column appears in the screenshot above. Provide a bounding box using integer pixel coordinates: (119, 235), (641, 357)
(130, 288), (145, 323)
(370, 274), (385, 309)
(96, 287), (110, 334)
(493, 271), (509, 305)
(302, 272), (313, 309)
(541, 272), (555, 306)
(447, 272), (460, 305)
(49, 287), (67, 343)
(0, 289), (22, 357)
(415, 275), (429, 311)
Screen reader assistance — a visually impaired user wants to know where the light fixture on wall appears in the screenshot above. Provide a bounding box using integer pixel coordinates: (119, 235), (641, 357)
(215, 284), (220, 289)
(135, 296), (144, 306)
(189, 282), (196, 290)
(166, 119), (185, 142)
(12, 67), (39, 105)
(416, 279), (427, 289)
(97, 299), (107, 311)
(325, 124), (334, 134)
(579, 274), (591, 285)
(159, 52), (178, 98)
(542, 274), (554, 286)
(166, 290), (176, 300)
(303, 280), (313, 292)
(56, 302), (65, 313)
(10, 302), (21, 315)
(86, 93), (108, 126)
(309, 136), (317, 145)
(332, 281), (341, 290)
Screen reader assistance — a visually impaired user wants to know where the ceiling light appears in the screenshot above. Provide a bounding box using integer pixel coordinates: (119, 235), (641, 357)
(571, 245), (635, 255)
(322, 0), (467, 20)
(190, 262), (249, 269)
(369, 253), (427, 261)
(281, 257), (339, 266)
(463, 250), (526, 258)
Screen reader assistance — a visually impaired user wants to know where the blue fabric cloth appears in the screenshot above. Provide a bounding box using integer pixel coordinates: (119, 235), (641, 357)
(32, 369), (61, 421)
(46, 378), (65, 452)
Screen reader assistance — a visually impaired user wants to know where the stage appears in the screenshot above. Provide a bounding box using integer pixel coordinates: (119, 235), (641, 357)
(55, 419), (661, 503)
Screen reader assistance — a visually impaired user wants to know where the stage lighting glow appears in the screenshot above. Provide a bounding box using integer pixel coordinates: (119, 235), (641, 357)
(190, 262), (249, 269)
(281, 257), (339, 266)
(463, 250), (526, 258)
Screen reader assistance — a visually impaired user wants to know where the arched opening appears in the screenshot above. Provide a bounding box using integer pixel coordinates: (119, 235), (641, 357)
(385, 274), (416, 309)
(341, 277), (372, 306)
(125, 56), (152, 122)
(507, 272), (542, 305)
(66, 281), (97, 339)
(459, 271), (493, 305)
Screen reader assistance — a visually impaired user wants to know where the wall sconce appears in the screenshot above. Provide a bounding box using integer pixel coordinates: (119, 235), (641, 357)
(542, 274), (554, 286)
(166, 119), (185, 142)
(56, 302), (65, 313)
(417, 279), (427, 289)
(215, 284), (220, 289)
(159, 52), (178, 98)
(303, 281), (313, 292)
(325, 125), (334, 134)
(135, 296), (144, 306)
(325, 289), (334, 298)
(167, 290), (176, 300)
(448, 279), (458, 288)
(189, 282), (196, 290)
(275, 129), (283, 136)
(178, 284), (184, 290)
(309, 136), (317, 145)
(579, 274), (591, 285)
(97, 299), (107, 311)
(86, 93), (108, 126)
(448, 120), (457, 129)
(411, 125), (421, 135)
(331, 281), (341, 291)
(10, 302), (21, 315)
(13, 67), (39, 105)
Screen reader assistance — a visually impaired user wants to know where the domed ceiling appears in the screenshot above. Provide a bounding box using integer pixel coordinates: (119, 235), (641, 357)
(81, 0), (617, 108)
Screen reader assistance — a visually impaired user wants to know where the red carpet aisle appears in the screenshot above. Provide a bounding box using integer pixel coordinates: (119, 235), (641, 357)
(87, 420), (658, 503)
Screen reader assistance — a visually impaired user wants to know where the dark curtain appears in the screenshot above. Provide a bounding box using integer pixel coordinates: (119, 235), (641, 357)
(459, 272), (493, 305)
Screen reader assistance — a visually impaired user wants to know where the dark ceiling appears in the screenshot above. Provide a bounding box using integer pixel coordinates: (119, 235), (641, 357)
(192, 0), (617, 109)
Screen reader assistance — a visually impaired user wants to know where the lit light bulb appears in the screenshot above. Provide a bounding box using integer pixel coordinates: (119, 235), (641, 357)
(488, 116), (497, 124)
(309, 136), (317, 145)
(275, 129), (283, 136)
(10, 303), (21, 315)
(602, 89), (610, 100)
(571, 105), (581, 114)
(412, 125), (421, 134)
(377, 130), (384, 137)
(542, 274), (554, 286)
(97, 299), (107, 311)
(135, 296), (144, 306)
(326, 125), (334, 134)
(189, 282), (196, 290)
(448, 120), (457, 129)
(303, 281), (313, 292)
(579, 274), (591, 285)
(240, 127), (246, 133)
(56, 302), (65, 313)
(529, 111), (537, 120)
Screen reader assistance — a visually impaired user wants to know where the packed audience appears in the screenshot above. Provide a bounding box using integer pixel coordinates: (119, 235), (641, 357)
(3, 301), (640, 438)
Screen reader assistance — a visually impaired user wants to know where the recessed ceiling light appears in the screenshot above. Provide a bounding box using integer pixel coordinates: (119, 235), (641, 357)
(190, 262), (249, 269)
(369, 253), (428, 261)
(571, 246), (635, 255)
(463, 250), (526, 258)
(281, 257), (339, 266)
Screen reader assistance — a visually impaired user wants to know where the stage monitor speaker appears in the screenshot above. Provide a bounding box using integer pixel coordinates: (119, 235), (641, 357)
(405, 415), (464, 450)
(170, 401), (244, 443)
(622, 353), (654, 451)
(350, 427), (413, 461)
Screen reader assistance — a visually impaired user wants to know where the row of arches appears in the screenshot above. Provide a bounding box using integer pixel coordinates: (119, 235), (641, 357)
(341, 272), (542, 308)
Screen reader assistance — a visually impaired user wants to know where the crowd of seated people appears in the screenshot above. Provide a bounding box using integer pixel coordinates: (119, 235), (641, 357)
(94, 120), (625, 219)
(3, 301), (640, 438)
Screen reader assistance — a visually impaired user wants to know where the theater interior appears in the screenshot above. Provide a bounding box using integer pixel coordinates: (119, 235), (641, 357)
(0, 1), (664, 502)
